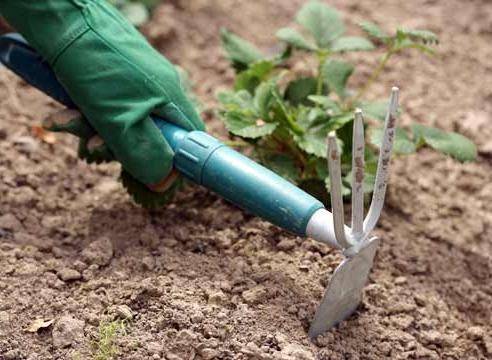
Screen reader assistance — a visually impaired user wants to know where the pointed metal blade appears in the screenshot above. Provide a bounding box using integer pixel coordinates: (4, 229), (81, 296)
(309, 237), (380, 339)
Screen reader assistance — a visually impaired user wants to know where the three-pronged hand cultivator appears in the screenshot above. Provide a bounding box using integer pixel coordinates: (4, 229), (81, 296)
(0, 33), (399, 339)
(309, 87), (399, 338)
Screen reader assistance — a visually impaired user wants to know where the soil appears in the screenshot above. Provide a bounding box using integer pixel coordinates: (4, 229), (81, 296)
(1, 0), (491, 359)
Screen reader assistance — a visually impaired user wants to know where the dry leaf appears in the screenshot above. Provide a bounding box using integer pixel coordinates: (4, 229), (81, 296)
(31, 125), (57, 144)
(25, 318), (54, 333)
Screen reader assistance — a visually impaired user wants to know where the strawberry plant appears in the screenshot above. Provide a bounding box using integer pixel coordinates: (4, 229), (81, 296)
(218, 1), (476, 203)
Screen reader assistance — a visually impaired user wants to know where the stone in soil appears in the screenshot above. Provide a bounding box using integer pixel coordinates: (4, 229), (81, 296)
(57, 268), (82, 282)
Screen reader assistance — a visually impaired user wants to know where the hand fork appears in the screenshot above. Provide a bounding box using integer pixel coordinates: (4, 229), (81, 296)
(309, 87), (399, 338)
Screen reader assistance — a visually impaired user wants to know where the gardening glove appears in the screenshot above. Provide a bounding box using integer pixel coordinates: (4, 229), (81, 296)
(0, 0), (205, 190)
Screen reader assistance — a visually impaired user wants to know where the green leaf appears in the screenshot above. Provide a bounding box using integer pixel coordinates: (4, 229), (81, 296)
(234, 60), (274, 93)
(326, 113), (354, 132)
(331, 36), (375, 52)
(325, 177), (351, 196)
(293, 127), (327, 158)
(322, 60), (354, 98)
(120, 2), (149, 26)
(223, 111), (277, 139)
(358, 101), (388, 121)
(292, 108), (345, 158)
(276, 27), (317, 51)
(412, 124), (477, 162)
(218, 90), (255, 111)
(397, 29), (439, 45)
(359, 21), (389, 41)
(296, 1), (345, 48)
(254, 81), (275, 120)
(260, 153), (301, 183)
(344, 169), (376, 194)
(369, 127), (417, 154)
(220, 28), (264, 71)
(307, 96), (341, 113)
(284, 77), (318, 106)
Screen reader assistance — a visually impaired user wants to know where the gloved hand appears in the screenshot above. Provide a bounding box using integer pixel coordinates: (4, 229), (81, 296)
(0, 0), (204, 191)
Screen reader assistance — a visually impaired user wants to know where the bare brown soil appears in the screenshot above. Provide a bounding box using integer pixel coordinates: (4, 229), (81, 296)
(1, 0), (491, 359)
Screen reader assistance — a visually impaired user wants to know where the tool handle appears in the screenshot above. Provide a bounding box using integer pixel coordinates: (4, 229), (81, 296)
(0, 33), (324, 235)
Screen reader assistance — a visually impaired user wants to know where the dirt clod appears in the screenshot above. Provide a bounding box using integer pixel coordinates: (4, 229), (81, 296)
(0, 214), (22, 231)
(51, 315), (84, 349)
(242, 285), (267, 304)
(81, 237), (113, 266)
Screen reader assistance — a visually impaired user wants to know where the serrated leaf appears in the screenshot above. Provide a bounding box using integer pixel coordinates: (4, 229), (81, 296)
(397, 28), (439, 45)
(254, 81), (275, 120)
(293, 130), (327, 158)
(276, 27), (317, 51)
(326, 113), (354, 132)
(220, 28), (264, 71)
(359, 21), (388, 41)
(358, 101), (388, 121)
(331, 36), (375, 52)
(369, 127), (416, 154)
(412, 124), (477, 162)
(322, 60), (354, 98)
(284, 77), (318, 106)
(292, 111), (328, 158)
(218, 90), (255, 110)
(307, 96), (341, 113)
(120, 2), (149, 26)
(234, 60), (274, 93)
(296, 1), (345, 48)
(224, 112), (277, 138)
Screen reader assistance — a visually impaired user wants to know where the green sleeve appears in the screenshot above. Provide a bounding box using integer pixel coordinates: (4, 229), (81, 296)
(0, 0), (204, 185)
(0, 0), (91, 65)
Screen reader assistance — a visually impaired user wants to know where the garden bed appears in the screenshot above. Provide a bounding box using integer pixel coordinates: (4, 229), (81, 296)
(0, 0), (491, 359)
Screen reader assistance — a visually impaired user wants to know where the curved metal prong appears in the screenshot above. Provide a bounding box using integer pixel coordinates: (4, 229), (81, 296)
(363, 87), (399, 235)
(327, 132), (353, 249)
(351, 109), (365, 241)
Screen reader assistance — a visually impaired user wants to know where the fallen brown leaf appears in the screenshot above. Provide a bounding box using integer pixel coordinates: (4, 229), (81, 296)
(25, 318), (54, 333)
(31, 125), (57, 144)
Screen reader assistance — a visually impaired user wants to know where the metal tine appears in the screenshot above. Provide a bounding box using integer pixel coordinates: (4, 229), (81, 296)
(363, 87), (399, 235)
(327, 132), (353, 249)
(351, 109), (365, 241)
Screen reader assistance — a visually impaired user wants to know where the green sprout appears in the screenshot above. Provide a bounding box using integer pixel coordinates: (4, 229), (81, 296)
(92, 320), (128, 360)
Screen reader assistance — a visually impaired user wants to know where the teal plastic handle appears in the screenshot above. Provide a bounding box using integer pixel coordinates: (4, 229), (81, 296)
(156, 121), (324, 235)
(0, 33), (324, 236)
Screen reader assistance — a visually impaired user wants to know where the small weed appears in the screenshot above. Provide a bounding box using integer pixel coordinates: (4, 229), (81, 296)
(92, 319), (128, 360)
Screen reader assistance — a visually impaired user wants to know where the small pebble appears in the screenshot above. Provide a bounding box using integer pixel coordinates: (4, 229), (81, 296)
(57, 268), (82, 282)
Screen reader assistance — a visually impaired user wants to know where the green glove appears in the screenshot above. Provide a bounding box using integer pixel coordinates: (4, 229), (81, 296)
(0, 0), (205, 187)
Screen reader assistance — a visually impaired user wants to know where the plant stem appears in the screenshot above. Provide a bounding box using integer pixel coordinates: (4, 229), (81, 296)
(316, 51), (329, 96)
(353, 50), (394, 103)
(272, 90), (304, 135)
